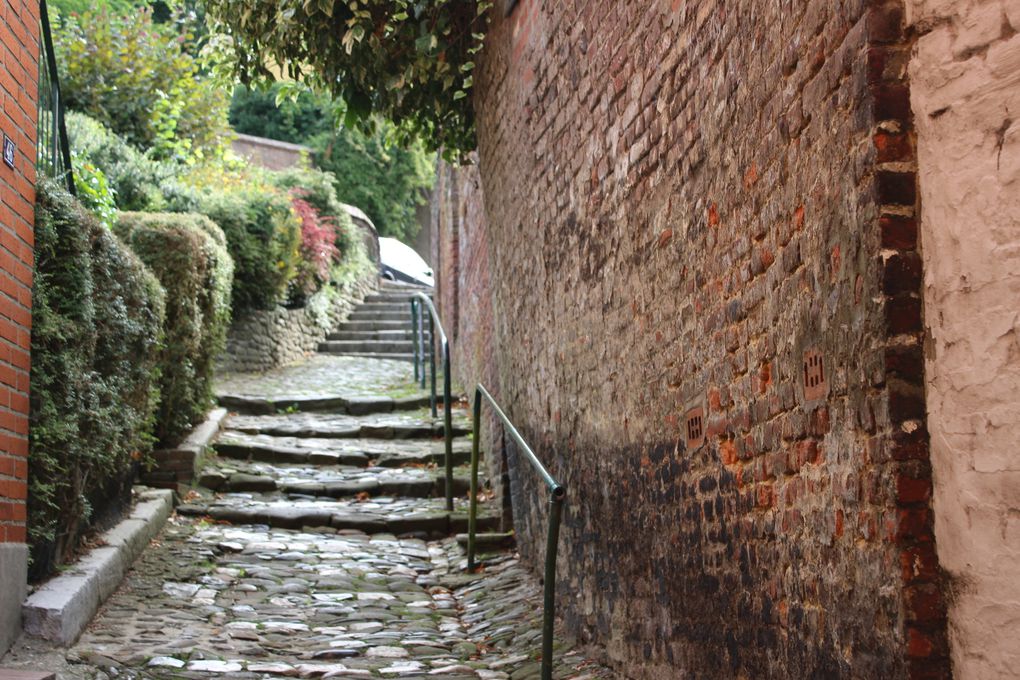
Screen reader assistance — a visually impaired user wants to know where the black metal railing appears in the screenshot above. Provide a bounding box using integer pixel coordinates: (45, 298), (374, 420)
(467, 384), (565, 680)
(36, 0), (74, 195)
(409, 292), (454, 511)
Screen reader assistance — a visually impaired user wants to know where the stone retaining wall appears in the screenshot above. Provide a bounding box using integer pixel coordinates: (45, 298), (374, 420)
(220, 269), (375, 373)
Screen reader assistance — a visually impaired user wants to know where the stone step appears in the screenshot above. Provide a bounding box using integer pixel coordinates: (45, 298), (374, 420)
(213, 432), (474, 469)
(455, 532), (516, 549)
(223, 409), (471, 440)
(335, 319), (421, 331)
(197, 461), (477, 499)
(216, 392), (433, 416)
(378, 279), (431, 292)
(318, 340), (416, 354)
(357, 302), (410, 313)
(346, 311), (411, 322)
(362, 293), (432, 304)
(326, 329), (419, 342)
(317, 350), (416, 361)
(176, 495), (499, 536)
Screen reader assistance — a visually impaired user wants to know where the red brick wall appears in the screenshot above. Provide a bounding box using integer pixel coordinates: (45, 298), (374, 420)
(0, 0), (38, 546)
(434, 0), (948, 677)
(432, 160), (513, 525)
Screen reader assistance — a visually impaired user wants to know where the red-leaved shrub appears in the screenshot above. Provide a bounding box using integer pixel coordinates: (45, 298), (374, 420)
(290, 191), (339, 301)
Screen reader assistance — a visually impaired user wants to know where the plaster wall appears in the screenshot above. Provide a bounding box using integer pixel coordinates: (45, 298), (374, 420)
(907, 1), (1020, 676)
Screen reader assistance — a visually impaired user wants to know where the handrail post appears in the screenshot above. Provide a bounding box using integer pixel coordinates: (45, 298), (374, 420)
(542, 490), (565, 680)
(467, 386), (482, 570)
(428, 313), (437, 419)
(443, 341), (454, 512)
(410, 299), (420, 383)
(418, 304), (426, 389)
(466, 383), (566, 680)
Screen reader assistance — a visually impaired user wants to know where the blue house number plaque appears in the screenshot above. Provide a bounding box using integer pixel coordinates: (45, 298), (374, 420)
(2, 135), (14, 169)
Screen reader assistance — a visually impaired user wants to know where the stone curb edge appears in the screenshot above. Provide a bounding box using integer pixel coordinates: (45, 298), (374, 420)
(21, 487), (174, 646)
(18, 407), (228, 646)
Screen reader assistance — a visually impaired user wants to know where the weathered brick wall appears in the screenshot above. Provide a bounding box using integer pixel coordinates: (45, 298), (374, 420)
(0, 0), (38, 655)
(0, 0), (38, 548)
(432, 161), (510, 525)
(438, 0), (949, 677)
(907, 1), (1020, 676)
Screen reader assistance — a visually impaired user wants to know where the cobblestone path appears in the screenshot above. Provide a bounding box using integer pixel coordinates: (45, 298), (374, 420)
(2, 287), (615, 680)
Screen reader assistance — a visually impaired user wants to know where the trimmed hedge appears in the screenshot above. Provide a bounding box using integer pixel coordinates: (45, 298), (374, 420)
(30, 182), (165, 577)
(116, 212), (233, 445)
(195, 189), (300, 315)
(66, 111), (189, 212)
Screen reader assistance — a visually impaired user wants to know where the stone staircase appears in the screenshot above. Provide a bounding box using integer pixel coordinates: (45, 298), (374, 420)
(318, 279), (431, 361)
(5, 301), (615, 680)
(186, 391), (498, 538)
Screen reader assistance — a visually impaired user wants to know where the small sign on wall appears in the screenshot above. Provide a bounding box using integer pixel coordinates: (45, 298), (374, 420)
(2, 134), (15, 169)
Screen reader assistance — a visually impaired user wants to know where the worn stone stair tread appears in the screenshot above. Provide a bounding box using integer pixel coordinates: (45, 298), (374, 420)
(198, 461), (479, 498)
(356, 302), (411, 311)
(326, 329), (421, 341)
(214, 432), (474, 468)
(335, 318), (426, 329)
(455, 532), (516, 549)
(216, 392), (435, 416)
(176, 496), (499, 535)
(345, 311), (410, 322)
(222, 410), (470, 440)
(317, 350), (416, 361)
(362, 292), (432, 303)
(318, 340), (417, 354)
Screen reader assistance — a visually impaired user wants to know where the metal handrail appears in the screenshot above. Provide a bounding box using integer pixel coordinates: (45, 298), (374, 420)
(408, 292), (454, 512)
(37, 0), (75, 195)
(406, 298), (566, 679)
(468, 383), (565, 680)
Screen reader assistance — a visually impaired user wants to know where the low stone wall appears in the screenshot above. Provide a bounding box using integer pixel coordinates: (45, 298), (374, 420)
(220, 269), (376, 373)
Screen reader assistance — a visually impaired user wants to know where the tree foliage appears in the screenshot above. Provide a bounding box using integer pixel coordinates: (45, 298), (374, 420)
(48, 0), (142, 16)
(229, 85), (434, 241)
(229, 84), (331, 145)
(311, 126), (433, 243)
(206, 0), (494, 156)
(54, 7), (231, 161)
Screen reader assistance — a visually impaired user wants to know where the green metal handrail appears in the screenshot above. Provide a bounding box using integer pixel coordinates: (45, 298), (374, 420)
(408, 293), (454, 512)
(467, 383), (565, 680)
(37, 0), (75, 195)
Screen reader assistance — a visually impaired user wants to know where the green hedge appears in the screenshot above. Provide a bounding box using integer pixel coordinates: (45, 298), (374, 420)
(116, 213), (233, 445)
(194, 189), (300, 315)
(66, 111), (183, 212)
(30, 182), (165, 576)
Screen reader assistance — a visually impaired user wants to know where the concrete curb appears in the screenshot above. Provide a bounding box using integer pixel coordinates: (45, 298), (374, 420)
(21, 487), (174, 646)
